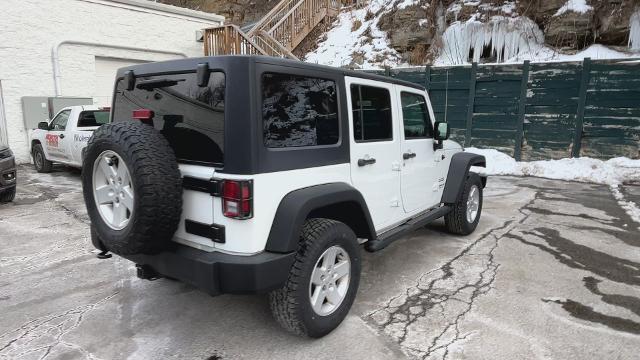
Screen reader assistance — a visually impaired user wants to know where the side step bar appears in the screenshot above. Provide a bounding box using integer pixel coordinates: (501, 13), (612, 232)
(365, 205), (452, 252)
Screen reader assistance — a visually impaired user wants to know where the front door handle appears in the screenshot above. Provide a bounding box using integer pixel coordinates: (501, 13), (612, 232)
(357, 158), (376, 167)
(402, 152), (416, 160)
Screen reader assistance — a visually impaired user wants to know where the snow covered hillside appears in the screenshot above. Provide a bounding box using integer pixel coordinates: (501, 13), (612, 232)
(305, 0), (640, 68)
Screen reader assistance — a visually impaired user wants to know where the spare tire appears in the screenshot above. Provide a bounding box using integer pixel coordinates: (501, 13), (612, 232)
(82, 121), (182, 255)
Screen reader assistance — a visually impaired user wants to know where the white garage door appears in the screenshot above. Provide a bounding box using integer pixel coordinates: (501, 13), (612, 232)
(94, 57), (146, 106)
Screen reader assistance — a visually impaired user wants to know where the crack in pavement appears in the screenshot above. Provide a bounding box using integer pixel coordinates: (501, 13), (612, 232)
(366, 194), (537, 360)
(0, 292), (119, 360)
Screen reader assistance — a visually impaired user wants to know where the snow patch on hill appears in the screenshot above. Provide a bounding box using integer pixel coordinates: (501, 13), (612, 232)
(554, 0), (593, 17)
(305, 0), (402, 69)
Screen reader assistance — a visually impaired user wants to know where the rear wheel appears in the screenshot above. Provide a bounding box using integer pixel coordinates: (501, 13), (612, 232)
(445, 173), (483, 235)
(33, 144), (52, 173)
(269, 218), (361, 338)
(0, 186), (16, 203)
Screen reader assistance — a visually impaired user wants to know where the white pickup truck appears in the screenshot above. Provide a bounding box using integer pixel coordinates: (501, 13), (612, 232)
(30, 106), (110, 172)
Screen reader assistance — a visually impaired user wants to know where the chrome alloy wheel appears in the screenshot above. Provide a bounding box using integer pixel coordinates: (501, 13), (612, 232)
(309, 245), (351, 316)
(92, 150), (134, 230)
(466, 185), (480, 223)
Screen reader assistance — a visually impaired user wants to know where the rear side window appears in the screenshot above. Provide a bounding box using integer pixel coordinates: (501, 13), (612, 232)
(113, 72), (225, 166)
(401, 92), (433, 139)
(350, 85), (392, 142)
(262, 73), (339, 148)
(77, 111), (110, 128)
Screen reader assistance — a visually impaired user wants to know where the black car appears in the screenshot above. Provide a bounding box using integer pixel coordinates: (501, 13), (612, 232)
(0, 145), (16, 202)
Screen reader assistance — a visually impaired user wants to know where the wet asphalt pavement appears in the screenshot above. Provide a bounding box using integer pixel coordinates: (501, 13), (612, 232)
(0, 165), (639, 359)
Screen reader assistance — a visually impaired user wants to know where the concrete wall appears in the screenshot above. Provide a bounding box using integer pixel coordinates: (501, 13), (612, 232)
(0, 0), (223, 162)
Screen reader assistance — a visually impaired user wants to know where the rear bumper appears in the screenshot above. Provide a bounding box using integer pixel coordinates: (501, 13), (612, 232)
(97, 235), (296, 296)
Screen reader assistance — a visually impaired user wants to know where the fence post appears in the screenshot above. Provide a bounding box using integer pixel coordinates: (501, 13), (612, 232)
(464, 62), (477, 147)
(384, 65), (391, 77)
(424, 65), (431, 90)
(514, 60), (530, 161)
(572, 57), (591, 158)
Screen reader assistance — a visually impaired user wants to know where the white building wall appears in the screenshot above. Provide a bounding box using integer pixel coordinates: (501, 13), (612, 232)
(0, 0), (223, 162)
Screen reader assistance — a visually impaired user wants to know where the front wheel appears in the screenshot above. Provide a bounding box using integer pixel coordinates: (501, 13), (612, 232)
(445, 172), (483, 235)
(33, 144), (52, 173)
(269, 218), (361, 338)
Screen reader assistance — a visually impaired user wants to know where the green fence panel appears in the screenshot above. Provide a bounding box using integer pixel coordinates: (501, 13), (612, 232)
(364, 58), (640, 160)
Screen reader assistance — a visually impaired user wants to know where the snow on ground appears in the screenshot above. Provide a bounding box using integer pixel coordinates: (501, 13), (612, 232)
(305, 0), (403, 69)
(465, 147), (640, 225)
(554, 0), (593, 17)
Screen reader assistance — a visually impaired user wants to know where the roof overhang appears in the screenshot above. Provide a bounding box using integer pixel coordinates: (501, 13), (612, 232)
(104, 0), (225, 23)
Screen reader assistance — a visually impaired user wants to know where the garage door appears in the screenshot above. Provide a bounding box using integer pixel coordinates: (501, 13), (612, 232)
(94, 57), (146, 107)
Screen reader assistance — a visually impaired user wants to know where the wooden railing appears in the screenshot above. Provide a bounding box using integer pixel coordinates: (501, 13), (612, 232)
(204, 25), (266, 56)
(204, 0), (340, 59)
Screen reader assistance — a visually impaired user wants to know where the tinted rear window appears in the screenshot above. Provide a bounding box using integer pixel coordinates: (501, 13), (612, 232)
(113, 72), (225, 166)
(262, 73), (339, 148)
(77, 111), (110, 127)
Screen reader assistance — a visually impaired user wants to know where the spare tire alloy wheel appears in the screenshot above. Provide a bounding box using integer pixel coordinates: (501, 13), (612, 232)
(93, 150), (134, 230)
(309, 246), (351, 316)
(82, 121), (182, 255)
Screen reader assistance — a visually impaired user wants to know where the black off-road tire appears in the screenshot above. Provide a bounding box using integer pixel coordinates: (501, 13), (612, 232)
(82, 121), (182, 255)
(445, 172), (483, 235)
(33, 144), (52, 173)
(0, 186), (16, 203)
(269, 218), (361, 338)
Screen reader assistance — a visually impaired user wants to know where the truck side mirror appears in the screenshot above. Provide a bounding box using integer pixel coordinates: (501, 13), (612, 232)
(433, 122), (449, 150)
(434, 122), (449, 141)
(38, 121), (49, 130)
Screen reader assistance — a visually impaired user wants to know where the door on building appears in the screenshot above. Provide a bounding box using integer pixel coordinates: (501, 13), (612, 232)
(94, 57), (146, 106)
(346, 77), (403, 233)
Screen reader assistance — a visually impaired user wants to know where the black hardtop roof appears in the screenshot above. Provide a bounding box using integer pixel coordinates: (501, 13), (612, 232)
(117, 55), (425, 91)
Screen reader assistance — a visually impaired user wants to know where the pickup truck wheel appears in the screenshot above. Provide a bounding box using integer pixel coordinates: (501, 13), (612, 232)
(269, 218), (361, 338)
(0, 186), (16, 203)
(445, 172), (483, 235)
(33, 144), (52, 173)
(82, 121), (182, 255)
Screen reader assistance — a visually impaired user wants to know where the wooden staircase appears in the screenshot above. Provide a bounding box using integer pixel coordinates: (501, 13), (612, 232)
(204, 0), (340, 60)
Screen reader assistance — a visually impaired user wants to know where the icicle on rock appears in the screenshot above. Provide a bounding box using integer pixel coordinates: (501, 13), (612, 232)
(439, 16), (544, 64)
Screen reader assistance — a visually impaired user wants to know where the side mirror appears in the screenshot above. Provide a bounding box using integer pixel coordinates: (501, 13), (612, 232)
(434, 122), (450, 141)
(37, 121), (49, 130)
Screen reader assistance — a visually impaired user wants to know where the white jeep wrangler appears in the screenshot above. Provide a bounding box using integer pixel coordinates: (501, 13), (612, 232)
(83, 56), (486, 338)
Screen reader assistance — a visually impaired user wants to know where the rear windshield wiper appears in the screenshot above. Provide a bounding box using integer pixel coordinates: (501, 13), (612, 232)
(136, 78), (185, 91)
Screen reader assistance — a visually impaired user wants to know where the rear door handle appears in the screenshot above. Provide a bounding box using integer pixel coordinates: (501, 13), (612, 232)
(357, 158), (376, 167)
(402, 152), (416, 160)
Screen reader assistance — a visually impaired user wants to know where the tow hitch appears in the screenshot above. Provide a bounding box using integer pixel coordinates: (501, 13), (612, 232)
(136, 264), (161, 280)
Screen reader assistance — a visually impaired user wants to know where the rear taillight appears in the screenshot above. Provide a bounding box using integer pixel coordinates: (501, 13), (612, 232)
(222, 180), (253, 219)
(132, 109), (154, 122)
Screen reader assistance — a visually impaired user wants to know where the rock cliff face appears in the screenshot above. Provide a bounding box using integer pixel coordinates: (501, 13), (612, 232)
(158, 0), (640, 66)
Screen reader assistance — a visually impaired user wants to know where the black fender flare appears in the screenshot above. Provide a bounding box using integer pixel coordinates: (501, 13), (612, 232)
(265, 182), (376, 253)
(441, 152), (486, 204)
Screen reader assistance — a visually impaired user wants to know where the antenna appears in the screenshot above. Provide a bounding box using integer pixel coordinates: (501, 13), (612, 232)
(444, 69), (449, 123)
